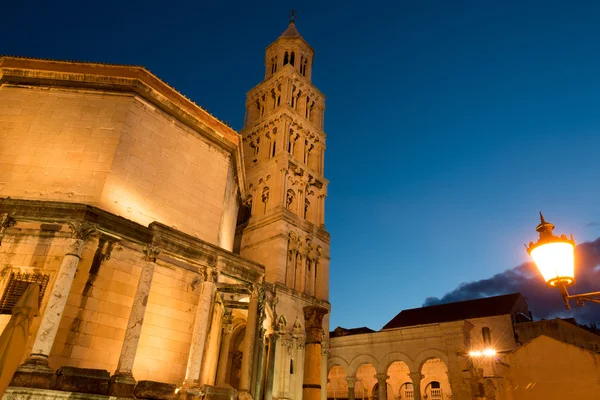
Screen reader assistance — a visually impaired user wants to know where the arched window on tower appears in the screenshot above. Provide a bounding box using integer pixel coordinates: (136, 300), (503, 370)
(262, 186), (270, 214)
(482, 327), (492, 346)
(254, 138), (260, 156)
(288, 129), (295, 154)
(290, 52), (295, 66)
(271, 128), (278, 158)
(283, 52), (289, 65)
(304, 199), (310, 219)
(271, 57), (277, 74)
(305, 97), (310, 119)
(286, 189), (295, 210)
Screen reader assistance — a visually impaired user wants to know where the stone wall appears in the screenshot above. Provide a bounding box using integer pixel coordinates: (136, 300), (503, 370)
(502, 335), (600, 399)
(515, 318), (600, 352)
(0, 85), (234, 247)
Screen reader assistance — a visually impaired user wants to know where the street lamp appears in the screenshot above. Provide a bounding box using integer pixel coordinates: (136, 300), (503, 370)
(526, 212), (600, 309)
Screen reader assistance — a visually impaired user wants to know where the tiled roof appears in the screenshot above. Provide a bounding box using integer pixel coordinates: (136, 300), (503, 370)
(330, 326), (376, 338)
(279, 21), (303, 38)
(382, 293), (525, 330)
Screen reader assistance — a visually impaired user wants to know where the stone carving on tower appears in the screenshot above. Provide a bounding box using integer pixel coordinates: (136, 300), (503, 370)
(235, 14), (331, 400)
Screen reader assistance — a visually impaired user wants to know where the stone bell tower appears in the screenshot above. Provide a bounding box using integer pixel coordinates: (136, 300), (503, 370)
(237, 14), (330, 302)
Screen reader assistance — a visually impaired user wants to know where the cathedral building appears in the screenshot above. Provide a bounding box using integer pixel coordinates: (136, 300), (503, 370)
(1, 15), (599, 400)
(0, 17), (328, 400)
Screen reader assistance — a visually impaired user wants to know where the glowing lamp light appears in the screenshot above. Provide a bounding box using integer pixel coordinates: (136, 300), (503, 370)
(526, 213), (576, 287)
(526, 213), (600, 309)
(481, 348), (496, 357)
(529, 241), (575, 287)
(469, 348), (496, 358)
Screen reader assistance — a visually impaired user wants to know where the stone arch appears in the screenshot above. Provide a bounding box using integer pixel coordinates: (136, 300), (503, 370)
(413, 348), (449, 372)
(226, 322), (246, 389)
(327, 356), (350, 374)
(327, 364), (349, 400)
(348, 354), (380, 376)
(380, 351), (416, 373)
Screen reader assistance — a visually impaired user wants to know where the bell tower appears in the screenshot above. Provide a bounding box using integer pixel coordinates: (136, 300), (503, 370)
(237, 14), (330, 302)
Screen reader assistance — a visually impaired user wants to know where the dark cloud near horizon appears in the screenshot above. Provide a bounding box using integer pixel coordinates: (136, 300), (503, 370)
(423, 238), (600, 325)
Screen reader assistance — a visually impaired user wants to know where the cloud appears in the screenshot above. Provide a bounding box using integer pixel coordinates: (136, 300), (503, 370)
(423, 238), (600, 325)
(586, 221), (600, 227)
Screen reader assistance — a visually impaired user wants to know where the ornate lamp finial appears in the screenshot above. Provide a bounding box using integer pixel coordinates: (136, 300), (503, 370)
(289, 9), (298, 23)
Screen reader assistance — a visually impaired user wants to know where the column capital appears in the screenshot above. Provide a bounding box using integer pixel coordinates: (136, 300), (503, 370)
(0, 213), (16, 230)
(222, 310), (234, 334)
(345, 376), (356, 388)
(204, 266), (218, 282)
(251, 282), (265, 299)
(0, 213), (16, 246)
(374, 373), (389, 383)
(303, 305), (328, 344)
(142, 245), (161, 262)
(409, 372), (423, 382)
(67, 220), (98, 241)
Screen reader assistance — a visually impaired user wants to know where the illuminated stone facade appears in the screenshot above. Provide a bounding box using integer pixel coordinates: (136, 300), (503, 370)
(0, 17), (328, 400)
(326, 294), (600, 400)
(236, 17), (331, 400)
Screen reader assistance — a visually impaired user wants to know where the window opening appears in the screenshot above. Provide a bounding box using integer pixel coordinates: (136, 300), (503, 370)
(0, 272), (50, 314)
(482, 327), (491, 346)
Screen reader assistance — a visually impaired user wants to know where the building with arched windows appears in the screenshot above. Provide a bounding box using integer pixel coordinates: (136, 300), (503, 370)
(1, 14), (600, 400)
(326, 293), (600, 400)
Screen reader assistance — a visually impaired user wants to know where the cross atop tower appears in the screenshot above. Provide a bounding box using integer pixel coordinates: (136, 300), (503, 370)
(289, 9), (298, 22)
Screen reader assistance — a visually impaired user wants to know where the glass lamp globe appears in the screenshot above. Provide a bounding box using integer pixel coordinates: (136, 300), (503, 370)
(526, 213), (575, 287)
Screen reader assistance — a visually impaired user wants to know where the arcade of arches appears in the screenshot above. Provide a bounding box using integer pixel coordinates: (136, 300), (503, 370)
(327, 359), (450, 400)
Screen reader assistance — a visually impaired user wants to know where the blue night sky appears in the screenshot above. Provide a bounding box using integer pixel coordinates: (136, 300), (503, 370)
(3, 1), (600, 329)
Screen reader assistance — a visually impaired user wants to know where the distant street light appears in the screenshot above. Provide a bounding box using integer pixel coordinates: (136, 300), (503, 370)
(526, 213), (600, 309)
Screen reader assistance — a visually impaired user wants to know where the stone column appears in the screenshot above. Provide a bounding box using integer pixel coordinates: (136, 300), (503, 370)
(184, 268), (217, 387)
(109, 245), (160, 396)
(13, 221), (97, 387)
(239, 284), (262, 400)
(409, 372), (422, 400)
(0, 213), (16, 247)
(215, 311), (234, 386)
(253, 330), (267, 400)
(345, 376), (356, 400)
(375, 374), (388, 400)
(302, 305), (328, 400)
(264, 331), (280, 400)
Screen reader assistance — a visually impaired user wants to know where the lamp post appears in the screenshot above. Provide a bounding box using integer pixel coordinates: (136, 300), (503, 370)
(526, 212), (600, 309)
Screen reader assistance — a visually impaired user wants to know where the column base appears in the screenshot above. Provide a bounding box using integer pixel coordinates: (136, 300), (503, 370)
(11, 356), (55, 389)
(54, 366), (110, 395)
(109, 372), (137, 397)
(134, 380), (177, 400)
(201, 385), (237, 400)
(238, 390), (253, 400)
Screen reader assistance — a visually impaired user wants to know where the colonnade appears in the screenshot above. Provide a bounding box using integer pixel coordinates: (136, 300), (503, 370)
(1, 217), (329, 400)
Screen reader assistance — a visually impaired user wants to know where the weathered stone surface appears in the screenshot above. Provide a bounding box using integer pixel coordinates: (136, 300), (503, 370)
(133, 380), (176, 400)
(53, 366), (110, 395)
(4, 387), (110, 400)
(10, 358), (54, 389)
(108, 372), (137, 398)
(200, 384), (237, 400)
